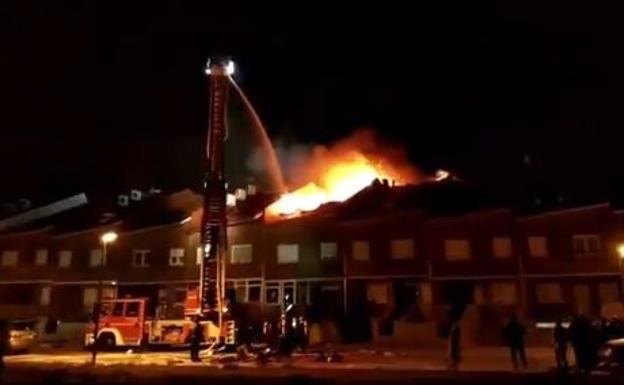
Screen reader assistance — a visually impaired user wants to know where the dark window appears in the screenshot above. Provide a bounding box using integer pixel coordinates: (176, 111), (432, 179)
(126, 302), (140, 317)
(284, 284), (295, 304)
(248, 285), (261, 302)
(112, 302), (124, 316)
(588, 237), (600, 253)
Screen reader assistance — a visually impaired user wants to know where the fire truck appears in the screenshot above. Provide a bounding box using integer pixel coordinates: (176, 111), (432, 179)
(85, 58), (235, 349)
(84, 292), (233, 348)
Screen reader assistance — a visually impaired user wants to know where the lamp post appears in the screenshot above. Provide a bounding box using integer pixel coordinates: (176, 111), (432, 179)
(617, 244), (624, 303)
(91, 231), (117, 365)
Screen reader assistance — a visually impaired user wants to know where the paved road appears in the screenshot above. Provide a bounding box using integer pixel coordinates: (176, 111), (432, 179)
(2, 348), (622, 385)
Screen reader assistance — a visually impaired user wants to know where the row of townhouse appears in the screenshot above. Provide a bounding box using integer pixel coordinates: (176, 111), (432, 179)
(0, 184), (623, 343)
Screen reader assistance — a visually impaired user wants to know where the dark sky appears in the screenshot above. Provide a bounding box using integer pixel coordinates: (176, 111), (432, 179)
(2, 2), (624, 206)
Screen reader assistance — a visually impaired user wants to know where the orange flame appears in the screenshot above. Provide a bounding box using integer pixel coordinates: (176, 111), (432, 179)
(266, 132), (420, 218)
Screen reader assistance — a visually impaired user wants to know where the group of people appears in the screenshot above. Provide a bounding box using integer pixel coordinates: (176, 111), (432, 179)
(553, 314), (624, 373)
(448, 313), (624, 372)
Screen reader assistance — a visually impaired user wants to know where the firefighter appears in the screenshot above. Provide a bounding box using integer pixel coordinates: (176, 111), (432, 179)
(189, 316), (203, 362)
(277, 293), (296, 358)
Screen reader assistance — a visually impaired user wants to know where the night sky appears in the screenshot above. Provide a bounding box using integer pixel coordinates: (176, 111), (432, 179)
(2, 2), (624, 207)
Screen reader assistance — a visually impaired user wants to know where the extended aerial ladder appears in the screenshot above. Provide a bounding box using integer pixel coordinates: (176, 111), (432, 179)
(199, 58), (234, 342)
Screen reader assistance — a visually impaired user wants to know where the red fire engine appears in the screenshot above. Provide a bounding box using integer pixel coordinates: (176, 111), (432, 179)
(84, 294), (232, 348)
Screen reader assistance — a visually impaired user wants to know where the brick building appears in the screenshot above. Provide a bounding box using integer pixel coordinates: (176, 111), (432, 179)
(0, 182), (623, 343)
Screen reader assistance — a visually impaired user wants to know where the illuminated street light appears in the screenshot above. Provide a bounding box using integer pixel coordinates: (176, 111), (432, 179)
(617, 243), (624, 305)
(100, 231), (118, 244)
(92, 230), (118, 366)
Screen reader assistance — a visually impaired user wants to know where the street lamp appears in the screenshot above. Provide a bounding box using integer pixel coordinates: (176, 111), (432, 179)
(617, 243), (624, 304)
(91, 231), (117, 365)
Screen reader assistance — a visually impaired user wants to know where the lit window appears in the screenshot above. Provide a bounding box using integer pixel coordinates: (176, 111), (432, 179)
(367, 283), (389, 304)
(528, 236), (548, 258)
(132, 250), (150, 268)
(599, 283), (620, 303)
(169, 248), (185, 266)
(444, 239), (471, 261)
(1, 251), (18, 267)
(277, 244), (298, 264)
(35, 249), (48, 266)
(320, 242), (337, 260)
(83, 288), (98, 308)
(352, 241), (370, 261)
(58, 250), (72, 268)
(492, 237), (512, 259)
(490, 283), (518, 305)
(536, 283), (563, 304)
(572, 235), (601, 257)
(265, 282), (280, 304)
(89, 249), (104, 267)
(40, 286), (51, 306)
(231, 244), (253, 264)
(391, 239), (415, 259)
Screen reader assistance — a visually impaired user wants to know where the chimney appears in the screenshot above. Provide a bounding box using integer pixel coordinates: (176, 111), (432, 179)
(130, 190), (143, 201)
(382, 179), (389, 187)
(118, 195), (129, 207)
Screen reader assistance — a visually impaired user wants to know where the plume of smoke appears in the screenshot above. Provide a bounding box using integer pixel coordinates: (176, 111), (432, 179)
(248, 128), (421, 190)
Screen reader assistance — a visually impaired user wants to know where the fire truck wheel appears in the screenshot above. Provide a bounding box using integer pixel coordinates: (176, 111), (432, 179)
(97, 333), (116, 349)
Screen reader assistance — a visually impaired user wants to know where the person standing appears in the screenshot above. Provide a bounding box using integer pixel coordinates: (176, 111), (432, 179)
(569, 313), (592, 373)
(448, 321), (461, 371)
(553, 319), (569, 371)
(504, 315), (527, 370)
(189, 317), (203, 362)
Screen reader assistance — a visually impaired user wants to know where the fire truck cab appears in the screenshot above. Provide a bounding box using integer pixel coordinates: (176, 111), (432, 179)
(85, 297), (221, 348)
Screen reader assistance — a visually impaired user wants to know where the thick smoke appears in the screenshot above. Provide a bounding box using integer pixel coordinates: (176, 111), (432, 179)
(249, 129), (421, 191)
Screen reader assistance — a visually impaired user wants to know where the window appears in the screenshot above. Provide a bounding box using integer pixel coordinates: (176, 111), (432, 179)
(126, 302), (140, 317)
(248, 281), (262, 303)
(444, 239), (471, 261)
(277, 244), (298, 264)
(492, 237), (513, 259)
(572, 235), (601, 257)
(490, 283), (518, 305)
(169, 248), (185, 266)
(283, 282), (295, 304)
(35, 249), (48, 266)
(112, 302), (124, 316)
(40, 286), (51, 306)
(196, 247), (202, 265)
(352, 241), (370, 261)
(536, 283), (563, 304)
(1, 251), (18, 267)
(367, 283), (389, 304)
(599, 283), (620, 303)
(89, 249), (103, 267)
(391, 238), (415, 259)
(528, 236), (548, 258)
(83, 288), (98, 308)
(58, 250), (72, 268)
(320, 242), (338, 260)
(265, 282), (280, 304)
(132, 250), (150, 268)
(231, 244), (252, 264)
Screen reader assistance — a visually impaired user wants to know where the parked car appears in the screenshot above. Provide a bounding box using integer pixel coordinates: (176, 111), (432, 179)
(594, 338), (624, 377)
(7, 320), (38, 353)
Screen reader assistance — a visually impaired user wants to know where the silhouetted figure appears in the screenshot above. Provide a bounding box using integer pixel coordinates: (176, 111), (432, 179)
(0, 320), (7, 374)
(448, 322), (461, 371)
(189, 317), (203, 362)
(553, 319), (569, 371)
(598, 318), (610, 346)
(503, 315), (527, 370)
(569, 314), (592, 373)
